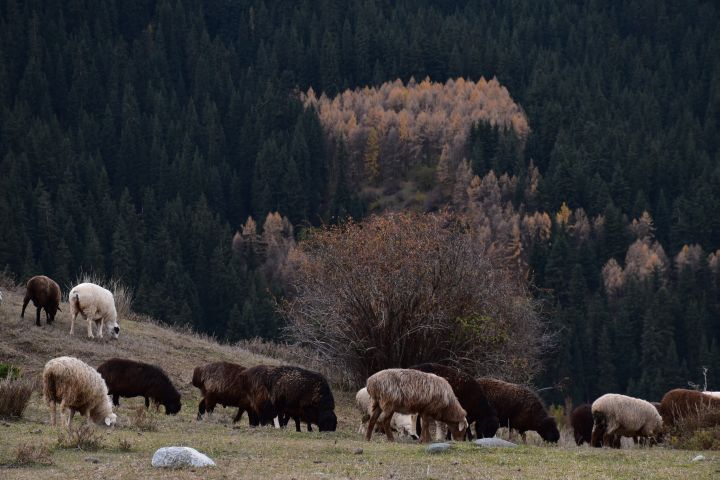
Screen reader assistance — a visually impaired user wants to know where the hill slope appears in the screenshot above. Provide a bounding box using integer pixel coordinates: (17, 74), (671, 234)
(0, 286), (717, 479)
(0, 285), (276, 395)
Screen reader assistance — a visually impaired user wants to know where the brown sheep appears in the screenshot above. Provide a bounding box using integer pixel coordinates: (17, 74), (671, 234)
(571, 404), (593, 445)
(97, 358), (181, 415)
(477, 377), (560, 443)
(365, 368), (468, 443)
(21, 275), (61, 326)
(261, 366), (337, 432)
(660, 388), (720, 427)
(192, 362), (275, 425)
(410, 363), (499, 439)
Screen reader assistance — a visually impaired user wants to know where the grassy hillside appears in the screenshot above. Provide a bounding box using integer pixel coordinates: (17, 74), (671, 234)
(0, 286), (717, 479)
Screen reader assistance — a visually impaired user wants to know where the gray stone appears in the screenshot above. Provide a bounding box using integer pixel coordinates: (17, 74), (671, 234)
(426, 442), (452, 453)
(151, 447), (216, 468)
(85, 457), (99, 464)
(353, 448), (363, 455)
(474, 438), (518, 448)
(692, 455), (705, 462)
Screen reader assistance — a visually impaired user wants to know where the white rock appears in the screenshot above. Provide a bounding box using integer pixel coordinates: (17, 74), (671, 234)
(691, 455), (705, 462)
(474, 438), (518, 448)
(151, 447), (216, 468)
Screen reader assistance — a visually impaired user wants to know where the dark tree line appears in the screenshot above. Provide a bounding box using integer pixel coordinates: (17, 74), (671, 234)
(0, 0), (719, 402)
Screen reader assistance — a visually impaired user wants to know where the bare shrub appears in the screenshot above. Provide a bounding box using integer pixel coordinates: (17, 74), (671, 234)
(56, 424), (105, 451)
(11, 442), (54, 466)
(72, 270), (135, 320)
(130, 406), (158, 432)
(0, 377), (35, 418)
(281, 211), (550, 387)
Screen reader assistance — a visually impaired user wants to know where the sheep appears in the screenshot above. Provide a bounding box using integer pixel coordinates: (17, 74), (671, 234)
(478, 377), (560, 443)
(97, 358), (181, 415)
(410, 363), (499, 440)
(365, 368), (469, 443)
(660, 388), (720, 426)
(262, 366), (337, 432)
(356, 387), (418, 439)
(43, 356), (117, 429)
(68, 282), (120, 339)
(21, 275), (61, 326)
(192, 362), (274, 425)
(590, 393), (662, 448)
(571, 404), (593, 445)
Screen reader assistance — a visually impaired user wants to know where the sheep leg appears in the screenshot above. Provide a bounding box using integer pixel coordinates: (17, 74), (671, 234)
(36, 306), (41, 327)
(70, 312), (77, 335)
(49, 401), (57, 426)
(197, 398), (206, 420)
(111, 394), (119, 406)
(86, 316), (94, 338)
(366, 404), (382, 441)
(144, 397), (150, 409)
(420, 415), (432, 443)
(520, 431), (527, 443)
(233, 408), (245, 424)
(97, 318), (104, 338)
(21, 295), (30, 318)
(294, 417), (301, 432)
(381, 409), (395, 442)
(306, 420), (312, 432)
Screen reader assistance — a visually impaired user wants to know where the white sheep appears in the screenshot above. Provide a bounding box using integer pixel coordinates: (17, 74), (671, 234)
(591, 393), (662, 447)
(365, 368), (468, 443)
(355, 387), (418, 439)
(68, 282), (120, 339)
(43, 356), (117, 429)
(702, 391), (720, 399)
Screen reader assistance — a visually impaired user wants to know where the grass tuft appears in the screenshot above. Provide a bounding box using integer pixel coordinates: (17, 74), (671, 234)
(56, 424), (105, 451)
(130, 406), (158, 432)
(0, 377), (35, 418)
(9, 442), (53, 467)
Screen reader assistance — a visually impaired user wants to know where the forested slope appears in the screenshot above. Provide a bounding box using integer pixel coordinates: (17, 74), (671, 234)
(0, 0), (719, 404)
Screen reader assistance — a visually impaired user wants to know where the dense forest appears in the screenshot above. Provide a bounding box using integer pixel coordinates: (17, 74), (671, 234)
(0, 0), (719, 403)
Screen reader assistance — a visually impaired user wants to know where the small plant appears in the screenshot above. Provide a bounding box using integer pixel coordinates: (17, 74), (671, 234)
(118, 437), (133, 452)
(0, 377), (34, 418)
(56, 424), (105, 451)
(0, 362), (20, 380)
(131, 406), (158, 432)
(11, 442), (54, 466)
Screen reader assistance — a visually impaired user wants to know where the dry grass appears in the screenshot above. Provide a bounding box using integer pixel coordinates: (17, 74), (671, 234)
(117, 437), (133, 452)
(129, 406), (158, 432)
(0, 377), (35, 418)
(668, 408), (720, 450)
(55, 424), (105, 451)
(7, 442), (53, 467)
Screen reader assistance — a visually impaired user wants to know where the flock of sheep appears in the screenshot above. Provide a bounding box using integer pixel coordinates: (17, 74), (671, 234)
(8, 274), (720, 450)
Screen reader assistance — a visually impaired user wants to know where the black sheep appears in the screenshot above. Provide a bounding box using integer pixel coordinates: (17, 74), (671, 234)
(97, 358), (181, 415)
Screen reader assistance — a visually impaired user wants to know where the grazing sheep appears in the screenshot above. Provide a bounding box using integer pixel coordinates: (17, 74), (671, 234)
(43, 356), (117, 429)
(571, 404), (593, 445)
(262, 366), (337, 432)
(21, 275), (61, 326)
(591, 393), (662, 448)
(660, 388), (720, 426)
(478, 377), (560, 443)
(97, 358), (181, 415)
(365, 368), (469, 443)
(68, 282), (120, 339)
(411, 363), (499, 440)
(356, 387), (418, 439)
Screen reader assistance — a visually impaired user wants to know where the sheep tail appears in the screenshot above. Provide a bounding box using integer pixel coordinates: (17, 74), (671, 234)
(70, 292), (84, 315)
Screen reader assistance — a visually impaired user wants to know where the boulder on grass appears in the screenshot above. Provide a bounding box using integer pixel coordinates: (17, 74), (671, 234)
(474, 438), (517, 448)
(151, 447), (215, 468)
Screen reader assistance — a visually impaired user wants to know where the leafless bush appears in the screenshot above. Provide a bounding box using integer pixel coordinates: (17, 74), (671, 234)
(11, 442), (54, 466)
(281, 211), (551, 387)
(56, 424), (105, 451)
(0, 377), (34, 418)
(72, 270), (135, 320)
(130, 406), (158, 432)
